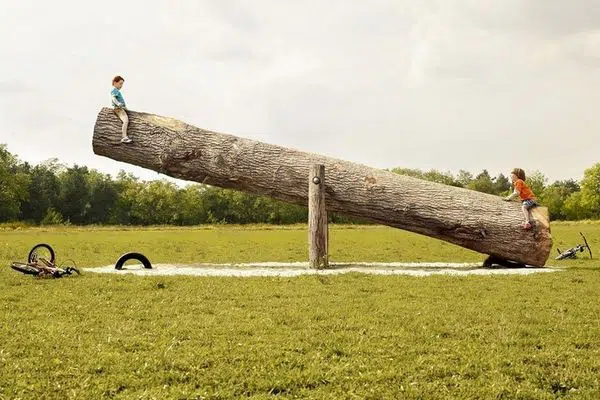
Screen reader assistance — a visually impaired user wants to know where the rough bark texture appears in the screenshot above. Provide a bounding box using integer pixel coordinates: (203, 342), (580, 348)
(308, 165), (328, 269)
(93, 108), (553, 266)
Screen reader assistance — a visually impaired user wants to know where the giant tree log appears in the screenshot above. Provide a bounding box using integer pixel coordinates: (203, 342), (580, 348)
(93, 108), (552, 266)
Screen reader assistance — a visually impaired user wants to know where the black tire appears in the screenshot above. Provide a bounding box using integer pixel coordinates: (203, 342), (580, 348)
(28, 243), (55, 264)
(11, 262), (41, 276)
(482, 256), (493, 268)
(115, 252), (152, 270)
(483, 255), (526, 268)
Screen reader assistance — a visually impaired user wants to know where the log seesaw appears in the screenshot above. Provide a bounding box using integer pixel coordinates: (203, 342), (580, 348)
(93, 108), (552, 268)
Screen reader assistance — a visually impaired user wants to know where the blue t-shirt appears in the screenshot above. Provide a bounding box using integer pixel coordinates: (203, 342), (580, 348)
(111, 87), (126, 107)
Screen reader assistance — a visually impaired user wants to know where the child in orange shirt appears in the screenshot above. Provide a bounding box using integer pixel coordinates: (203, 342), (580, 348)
(504, 168), (537, 230)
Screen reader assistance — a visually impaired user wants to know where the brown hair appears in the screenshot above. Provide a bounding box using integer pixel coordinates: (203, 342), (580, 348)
(511, 168), (526, 181)
(112, 75), (124, 84)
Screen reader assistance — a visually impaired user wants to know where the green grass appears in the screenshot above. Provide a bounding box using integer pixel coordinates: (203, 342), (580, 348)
(0, 223), (599, 399)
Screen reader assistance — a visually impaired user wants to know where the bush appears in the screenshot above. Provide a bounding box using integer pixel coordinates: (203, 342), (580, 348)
(41, 208), (68, 226)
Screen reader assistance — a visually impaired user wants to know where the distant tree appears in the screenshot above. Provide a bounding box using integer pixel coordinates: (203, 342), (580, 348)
(201, 187), (233, 224)
(422, 170), (461, 186)
(58, 165), (91, 224)
(175, 184), (208, 225)
(201, 188), (259, 224)
(275, 202), (309, 224)
(390, 168), (460, 186)
(0, 145), (30, 222)
(557, 179), (581, 194)
(562, 192), (591, 220)
(524, 171), (547, 198)
(540, 179), (580, 220)
(2, 144), (600, 224)
(492, 173), (511, 195)
(110, 171), (143, 224)
(253, 195), (308, 224)
(131, 179), (179, 225)
(41, 208), (66, 225)
(87, 170), (118, 224)
(20, 165), (61, 223)
(390, 168), (424, 180)
(468, 170), (494, 194)
(580, 163), (600, 218)
(39, 157), (67, 174)
(229, 190), (261, 223)
(541, 186), (567, 220)
(456, 170), (473, 188)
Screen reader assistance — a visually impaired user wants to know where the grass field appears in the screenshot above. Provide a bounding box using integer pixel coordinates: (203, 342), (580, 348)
(0, 223), (599, 399)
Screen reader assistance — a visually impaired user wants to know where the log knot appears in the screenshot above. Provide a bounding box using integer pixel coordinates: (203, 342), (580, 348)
(364, 176), (377, 186)
(158, 141), (201, 172)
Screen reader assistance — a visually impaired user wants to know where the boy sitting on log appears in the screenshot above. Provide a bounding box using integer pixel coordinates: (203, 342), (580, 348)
(111, 75), (132, 144)
(503, 168), (537, 230)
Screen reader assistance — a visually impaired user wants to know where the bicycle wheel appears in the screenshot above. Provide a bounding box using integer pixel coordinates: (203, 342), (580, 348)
(115, 252), (152, 270)
(11, 262), (41, 276)
(28, 244), (56, 264)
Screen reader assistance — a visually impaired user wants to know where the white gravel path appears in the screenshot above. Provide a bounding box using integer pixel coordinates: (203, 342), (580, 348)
(84, 261), (559, 277)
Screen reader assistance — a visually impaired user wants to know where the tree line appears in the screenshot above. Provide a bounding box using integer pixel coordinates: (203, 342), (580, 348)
(0, 145), (598, 225)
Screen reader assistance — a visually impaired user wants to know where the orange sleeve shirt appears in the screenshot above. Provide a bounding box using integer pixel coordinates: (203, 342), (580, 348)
(514, 179), (535, 201)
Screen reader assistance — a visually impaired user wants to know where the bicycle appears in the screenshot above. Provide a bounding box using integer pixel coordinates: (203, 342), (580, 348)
(555, 232), (593, 260)
(10, 244), (80, 278)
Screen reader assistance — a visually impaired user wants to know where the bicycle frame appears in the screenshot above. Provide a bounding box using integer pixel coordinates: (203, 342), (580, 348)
(11, 257), (79, 278)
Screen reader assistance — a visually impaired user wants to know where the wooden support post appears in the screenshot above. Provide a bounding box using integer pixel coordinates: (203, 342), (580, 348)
(309, 164), (328, 269)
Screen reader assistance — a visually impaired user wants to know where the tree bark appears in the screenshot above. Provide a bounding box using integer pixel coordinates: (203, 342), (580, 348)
(93, 108), (553, 266)
(308, 165), (328, 269)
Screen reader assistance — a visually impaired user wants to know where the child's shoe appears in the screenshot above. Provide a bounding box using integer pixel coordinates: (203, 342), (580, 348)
(121, 137), (133, 143)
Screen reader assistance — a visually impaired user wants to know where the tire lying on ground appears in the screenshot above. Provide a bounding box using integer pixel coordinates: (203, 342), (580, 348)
(115, 252), (152, 270)
(482, 255), (526, 269)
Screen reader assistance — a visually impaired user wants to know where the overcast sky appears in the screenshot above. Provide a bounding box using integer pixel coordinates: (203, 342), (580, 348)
(1, 0), (599, 184)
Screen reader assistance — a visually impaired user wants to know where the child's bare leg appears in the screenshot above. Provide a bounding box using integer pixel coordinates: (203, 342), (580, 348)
(116, 109), (129, 138)
(520, 202), (535, 230)
(522, 204), (531, 223)
(122, 114), (129, 138)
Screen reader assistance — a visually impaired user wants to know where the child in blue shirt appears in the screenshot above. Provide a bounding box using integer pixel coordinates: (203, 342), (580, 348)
(111, 76), (132, 143)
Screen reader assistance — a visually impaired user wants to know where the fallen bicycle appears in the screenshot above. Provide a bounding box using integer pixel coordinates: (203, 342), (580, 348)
(555, 232), (593, 260)
(10, 243), (80, 278)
